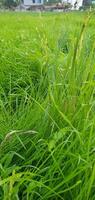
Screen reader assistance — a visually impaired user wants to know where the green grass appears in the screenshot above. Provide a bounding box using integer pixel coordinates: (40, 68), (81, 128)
(0, 11), (95, 200)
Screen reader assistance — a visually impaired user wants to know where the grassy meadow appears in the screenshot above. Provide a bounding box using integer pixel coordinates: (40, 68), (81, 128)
(0, 11), (95, 199)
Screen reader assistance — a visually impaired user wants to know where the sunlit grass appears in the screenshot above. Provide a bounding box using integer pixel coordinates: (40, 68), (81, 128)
(0, 11), (95, 199)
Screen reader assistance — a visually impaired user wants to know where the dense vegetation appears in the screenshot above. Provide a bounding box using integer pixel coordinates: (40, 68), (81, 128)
(0, 12), (95, 200)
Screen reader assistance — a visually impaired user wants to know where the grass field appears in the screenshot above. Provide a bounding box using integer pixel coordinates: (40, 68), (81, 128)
(0, 11), (95, 200)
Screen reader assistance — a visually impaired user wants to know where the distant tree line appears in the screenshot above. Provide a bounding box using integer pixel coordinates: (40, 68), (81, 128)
(83, 0), (92, 6)
(0, 0), (22, 8)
